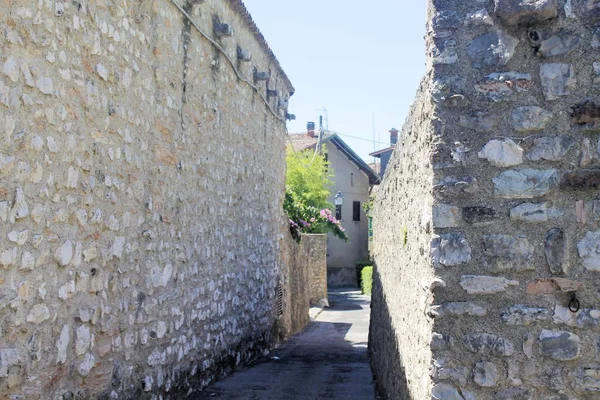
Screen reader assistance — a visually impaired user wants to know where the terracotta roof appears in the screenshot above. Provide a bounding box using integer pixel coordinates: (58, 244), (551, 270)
(226, 0), (294, 94)
(287, 134), (318, 152)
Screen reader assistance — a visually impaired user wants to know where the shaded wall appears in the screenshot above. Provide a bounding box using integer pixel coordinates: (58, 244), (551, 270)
(0, 0), (292, 397)
(372, 0), (600, 398)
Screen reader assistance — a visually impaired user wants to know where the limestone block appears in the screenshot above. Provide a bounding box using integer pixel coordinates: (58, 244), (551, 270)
(459, 112), (499, 132)
(463, 333), (515, 356)
(577, 231), (600, 271)
(493, 169), (558, 199)
(528, 137), (575, 161)
(460, 275), (519, 294)
(431, 233), (472, 267)
(482, 234), (534, 271)
(545, 228), (568, 274)
(473, 361), (499, 387)
(538, 30), (581, 57)
(433, 204), (461, 228)
(478, 139), (523, 167)
(495, 0), (558, 25)
(539, 329), (580, 361)
(510, 106), (553, 132)
(468, 30), (519, 68)
(501, 305), (550, 325)
(510, 203), (548, 223)
(429, 302), (488, 318)
(540, 63), (576, 100)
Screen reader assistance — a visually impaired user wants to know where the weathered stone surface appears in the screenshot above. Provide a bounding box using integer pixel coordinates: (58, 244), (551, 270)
(572, 367), (600, 393)
(545, 228), (568, 274)
(495, 0), (558, 25)
(494, 387), (531, 400)
(526, 278), (583, 294)
(434, 176), (478, 198)
(571, 100), (600, 130)
(463, 333), (515, 356)
(478, 139), (524, 167)
(539, 329), (580, 361)
(459, 112), (499, 132)
(433, 205), (461, 228)
(553, 305), (600, 328)
(501, 305), (549, 325)
(473, 361), (499, 387)
(474, 72), (532, 102)
(577, 231), (600, 271)
(510, 203), (548, 223)
(538, 30), (581, 57)
(432, 358), (469, 386)
(432, 383), (466, 400)
(431, 234), (472, 267)
(432, 11), (462, 30)
(523, 332), (534, 359)
(540, 63), (576, 101)
(562, 169), (600, 190)
(523, 364), (568, 390)
(462, 207), (499, 225)
(54, 241), (73, 267)
(510, 106), (553, 132)
(493, 169), (558, 199)
(27, 304), (50, 324)
(429, 302), (487, 318)
(56, 325), (70, 364)
(465, 9), (494, 26)
(431, 333), (454, 350)
(468, 30), (519, 69)
(75, 325), (91, 356)
(432, 38), (458, 65)
(528, 137), (575, 161)
(0, 349), (21, 377)
(482, 235), (534, 271)
(460, 275), (519, 294)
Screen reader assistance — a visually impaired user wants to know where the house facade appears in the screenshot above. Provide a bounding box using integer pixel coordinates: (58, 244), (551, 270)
(289, 124), (379, 287)
(369, 128), (398, 179)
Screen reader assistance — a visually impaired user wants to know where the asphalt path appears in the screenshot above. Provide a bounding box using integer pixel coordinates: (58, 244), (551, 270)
(195, 290), (375, 400)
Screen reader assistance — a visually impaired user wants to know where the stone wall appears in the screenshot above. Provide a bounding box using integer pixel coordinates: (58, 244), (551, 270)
(0, 0), (293, 398)
(371, 0), (600, 398)
(304, 234), (327, 305)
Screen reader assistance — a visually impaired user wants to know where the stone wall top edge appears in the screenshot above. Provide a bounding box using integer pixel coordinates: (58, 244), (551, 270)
(224, 0), (295, 94)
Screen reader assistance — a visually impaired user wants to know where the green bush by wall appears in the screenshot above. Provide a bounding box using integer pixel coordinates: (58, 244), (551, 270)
(360, 266), (373, 295)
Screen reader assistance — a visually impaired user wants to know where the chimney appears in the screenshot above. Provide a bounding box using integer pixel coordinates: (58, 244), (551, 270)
(307, 122), (316, 138)
(390, 128), (399, 145)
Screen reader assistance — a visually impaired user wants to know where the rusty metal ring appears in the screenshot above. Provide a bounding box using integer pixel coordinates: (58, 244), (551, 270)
(569, 293), (580, 313)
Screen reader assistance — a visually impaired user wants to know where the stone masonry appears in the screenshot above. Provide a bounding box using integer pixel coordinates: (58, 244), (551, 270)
(0, 0), (294, 398)
(370, 0), (600, 399)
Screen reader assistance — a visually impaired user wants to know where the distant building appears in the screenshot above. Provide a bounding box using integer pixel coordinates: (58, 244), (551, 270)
(288, 123), (379, 287)
(369, 128), (398, 179)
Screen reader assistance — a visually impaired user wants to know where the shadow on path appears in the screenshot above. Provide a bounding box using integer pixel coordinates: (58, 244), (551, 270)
(193, 290), (375, 400)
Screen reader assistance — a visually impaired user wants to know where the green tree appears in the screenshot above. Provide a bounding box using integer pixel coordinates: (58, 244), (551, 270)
(285, 147), (332, 210)
(284, 147), (347, 242)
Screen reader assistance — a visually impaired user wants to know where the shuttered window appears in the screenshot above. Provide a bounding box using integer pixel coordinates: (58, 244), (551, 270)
(353, 201), (361, 222)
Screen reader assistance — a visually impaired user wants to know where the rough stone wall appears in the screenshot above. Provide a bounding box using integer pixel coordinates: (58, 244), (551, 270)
(304, 234), (327, 305)
(369, 81), (437, 400)
(0, 0), (293, 398)
(372, 0), (600, 398)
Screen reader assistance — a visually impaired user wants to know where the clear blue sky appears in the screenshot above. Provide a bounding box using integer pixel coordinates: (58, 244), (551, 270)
(243, 1), (427, 162)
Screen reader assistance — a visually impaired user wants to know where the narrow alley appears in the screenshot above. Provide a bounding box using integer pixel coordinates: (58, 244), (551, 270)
(196, 291), (376, 400)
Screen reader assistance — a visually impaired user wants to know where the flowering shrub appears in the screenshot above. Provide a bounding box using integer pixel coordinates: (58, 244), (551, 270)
(284, 188), (347, 243)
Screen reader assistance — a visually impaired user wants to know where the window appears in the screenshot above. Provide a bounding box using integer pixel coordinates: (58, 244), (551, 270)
(350, 173), (354, 187)
(353, 201), (361, 222)
(335, 204), (342, 221)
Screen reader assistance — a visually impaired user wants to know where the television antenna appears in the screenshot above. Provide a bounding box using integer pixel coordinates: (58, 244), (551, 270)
(315, 108), (329, 131)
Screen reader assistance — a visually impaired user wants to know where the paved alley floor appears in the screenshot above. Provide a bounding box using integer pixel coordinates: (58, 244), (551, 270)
(195, 290), (375, 400)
